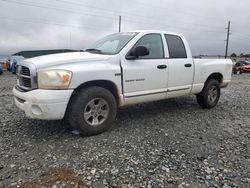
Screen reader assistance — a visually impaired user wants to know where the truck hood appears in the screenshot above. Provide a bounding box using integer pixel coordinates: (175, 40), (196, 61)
(24, 52), (112, 69)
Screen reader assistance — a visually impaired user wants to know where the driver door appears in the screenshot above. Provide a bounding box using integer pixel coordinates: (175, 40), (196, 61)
(121, 33), (168, 104)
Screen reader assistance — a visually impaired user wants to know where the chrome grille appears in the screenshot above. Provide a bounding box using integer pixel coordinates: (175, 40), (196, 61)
(16, 63), (37, 92)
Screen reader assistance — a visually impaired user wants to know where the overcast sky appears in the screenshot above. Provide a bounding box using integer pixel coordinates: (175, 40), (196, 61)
(0, 0), (249, 56)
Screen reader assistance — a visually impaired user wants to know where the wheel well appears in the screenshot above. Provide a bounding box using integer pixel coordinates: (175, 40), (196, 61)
(71, 80), (119, 104)
(206, 73), (223, 84)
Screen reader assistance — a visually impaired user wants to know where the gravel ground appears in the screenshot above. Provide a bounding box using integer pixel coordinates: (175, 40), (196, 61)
(0, 71), (250, 188)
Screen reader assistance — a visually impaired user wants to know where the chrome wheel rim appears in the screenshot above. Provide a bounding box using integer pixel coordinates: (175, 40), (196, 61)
(208, 86), (218, 104)
(84, 98), (109, 126)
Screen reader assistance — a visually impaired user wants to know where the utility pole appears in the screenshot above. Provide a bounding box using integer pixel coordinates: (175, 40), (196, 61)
(225, 21), (231, 59)
(69, 30), (72, 49)
(119, 16), (121, 32)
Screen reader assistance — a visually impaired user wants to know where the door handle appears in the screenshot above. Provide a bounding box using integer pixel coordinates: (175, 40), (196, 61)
(184, 63), (192, 67)
(157, 65), (167, 69)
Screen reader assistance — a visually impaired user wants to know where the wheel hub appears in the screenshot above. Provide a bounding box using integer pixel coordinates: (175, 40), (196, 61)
(208, 86), (218, 104)
(84, 98), (109, 126)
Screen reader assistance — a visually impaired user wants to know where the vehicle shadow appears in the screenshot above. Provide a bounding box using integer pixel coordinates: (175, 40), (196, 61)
(19, 96), (200, 140)
(19, 118), (70, 139)
(116, 96), (198, 122)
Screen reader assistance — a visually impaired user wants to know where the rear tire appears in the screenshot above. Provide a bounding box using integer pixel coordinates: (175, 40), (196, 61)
(196, 79), (220, 109)
(65, 86), (117, 136)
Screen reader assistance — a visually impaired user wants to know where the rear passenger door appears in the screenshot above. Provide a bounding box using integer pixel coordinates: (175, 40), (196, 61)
(164, 34), (194, 98)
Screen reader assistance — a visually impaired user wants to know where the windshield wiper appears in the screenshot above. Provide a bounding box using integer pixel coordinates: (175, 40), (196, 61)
(84, 48), (103, 54)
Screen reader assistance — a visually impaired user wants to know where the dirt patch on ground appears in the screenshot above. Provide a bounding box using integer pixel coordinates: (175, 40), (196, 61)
(11, 168), (88, 188)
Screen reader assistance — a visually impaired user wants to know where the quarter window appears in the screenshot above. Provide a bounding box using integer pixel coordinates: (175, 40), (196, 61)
(165, 34), (187, 58)
(134, 34), (164, 59)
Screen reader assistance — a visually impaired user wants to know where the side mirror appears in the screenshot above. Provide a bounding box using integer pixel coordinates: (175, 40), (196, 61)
(126, 46), (149, 60)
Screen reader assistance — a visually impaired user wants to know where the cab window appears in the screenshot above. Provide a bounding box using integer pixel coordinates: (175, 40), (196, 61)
(165, 34), (187, 59)
(134, 34), (164, 59)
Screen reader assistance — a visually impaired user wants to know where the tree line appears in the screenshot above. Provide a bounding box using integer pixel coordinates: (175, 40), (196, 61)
(230, 53), (250, 58)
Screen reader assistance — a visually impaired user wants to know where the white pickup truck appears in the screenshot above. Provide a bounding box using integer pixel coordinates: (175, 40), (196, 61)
(13, 30), (233, 135)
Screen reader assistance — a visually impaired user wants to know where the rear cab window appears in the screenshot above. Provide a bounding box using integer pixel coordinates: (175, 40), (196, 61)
(164, 34), (187, 59)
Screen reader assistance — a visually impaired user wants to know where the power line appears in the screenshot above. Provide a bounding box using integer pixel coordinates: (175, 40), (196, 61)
(0, 15), (227, 38)
(131, 0), (222, 21)
(0, 17), (114, 32)
(0, 15), (226, 37)
(231, 33), (250, 40)
(55, 0), (121, 16)
(0, 0), (228, 35)
(55, 0), (224, 28)
(54, 0), (224, 30)
(0, 0), (117, 20)
(122, 18), (225, 34)
(1, 0), (225, 31)
(1, 0), (249, 49)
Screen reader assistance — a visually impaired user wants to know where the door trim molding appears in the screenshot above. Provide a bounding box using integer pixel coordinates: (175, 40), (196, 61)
(167, 87), (190, 92)
(124, 88), (167, 98)
(124, 86), (191, 98)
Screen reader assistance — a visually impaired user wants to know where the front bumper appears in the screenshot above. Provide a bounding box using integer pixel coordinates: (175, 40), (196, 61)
(13, 86), (73, 120)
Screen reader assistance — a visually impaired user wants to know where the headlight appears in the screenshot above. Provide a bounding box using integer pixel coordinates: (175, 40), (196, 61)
(38, 70), (72, 90)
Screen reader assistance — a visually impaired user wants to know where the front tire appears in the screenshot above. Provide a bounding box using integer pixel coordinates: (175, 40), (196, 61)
(66, 86), (117, 136)
(196, 79), (221, 109)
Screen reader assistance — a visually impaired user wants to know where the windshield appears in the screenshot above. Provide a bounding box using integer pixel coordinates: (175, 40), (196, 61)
(85, 32), (138, 55)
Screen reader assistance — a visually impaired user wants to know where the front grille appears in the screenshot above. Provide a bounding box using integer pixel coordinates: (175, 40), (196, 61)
(16, 64), (37, 91)
(21, 66), (30, 76)
(22, 77), (32, 88)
